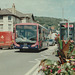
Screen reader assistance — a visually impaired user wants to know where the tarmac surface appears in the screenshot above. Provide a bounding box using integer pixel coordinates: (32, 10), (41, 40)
(31, 44), (59, 75)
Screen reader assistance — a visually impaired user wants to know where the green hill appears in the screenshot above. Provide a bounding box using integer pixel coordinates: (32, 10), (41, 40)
(35, 16), (67, 29)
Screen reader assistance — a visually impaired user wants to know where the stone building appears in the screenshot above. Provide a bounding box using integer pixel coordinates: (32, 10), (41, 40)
(0, 3), (35, 32)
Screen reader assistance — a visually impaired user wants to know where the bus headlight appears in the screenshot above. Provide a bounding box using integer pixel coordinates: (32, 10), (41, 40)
(31, 43), (37, 47)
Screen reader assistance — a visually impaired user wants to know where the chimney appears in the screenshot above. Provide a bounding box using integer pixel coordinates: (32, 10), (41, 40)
(12, 3), (16, 15)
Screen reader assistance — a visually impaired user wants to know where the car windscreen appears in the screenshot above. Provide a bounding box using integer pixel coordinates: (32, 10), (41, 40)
(49, 39), (53, 42)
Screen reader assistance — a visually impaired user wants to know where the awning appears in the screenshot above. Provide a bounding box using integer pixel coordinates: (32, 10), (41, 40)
(63, 24), (73, 28)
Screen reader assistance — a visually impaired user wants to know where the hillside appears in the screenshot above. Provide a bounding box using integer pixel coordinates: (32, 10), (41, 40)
(35, 16), (67, 29)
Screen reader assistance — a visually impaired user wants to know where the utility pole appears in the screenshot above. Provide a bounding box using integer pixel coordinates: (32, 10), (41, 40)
(62, 7), (64, 21)
(68, 19), (69, 39)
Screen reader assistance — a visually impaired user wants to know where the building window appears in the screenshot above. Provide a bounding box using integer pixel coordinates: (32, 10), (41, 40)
(0, 24), (3, 31)
(0, 16), (3, 20)
(8, 24), (11, 31)
(8, 16), (11, 20)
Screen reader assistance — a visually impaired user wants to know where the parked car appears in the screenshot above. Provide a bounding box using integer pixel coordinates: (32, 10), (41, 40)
(49, 39), (55, 46)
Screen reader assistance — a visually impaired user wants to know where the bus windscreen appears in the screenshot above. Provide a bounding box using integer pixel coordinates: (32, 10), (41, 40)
(15, 25), (37, 43)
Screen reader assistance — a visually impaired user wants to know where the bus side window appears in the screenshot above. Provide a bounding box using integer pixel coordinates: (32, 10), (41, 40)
(42, 28), (45, 40)
(39, 27), (41, 33)
(39, 26), (42, 41)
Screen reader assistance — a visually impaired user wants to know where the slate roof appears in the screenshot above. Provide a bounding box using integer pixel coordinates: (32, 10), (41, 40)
(0, 8), (35, 21)
(0, 9), (20, 19)
(0, 9), (12, 15)
(7, 8), (34, 18)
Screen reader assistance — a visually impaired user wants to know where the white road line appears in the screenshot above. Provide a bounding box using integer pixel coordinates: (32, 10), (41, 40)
(32, 67), (45, 75)
(41, 54), (48, 59)
(29, 61), (37, 63)
(44, 51), (52, 55)
(32, 66), (39, 75)
(0, 50), (18, 54)
(25, 61), (40, 75)
(0, 50), (9, 53)
(25, 45), (58, 75)
(25, 57), (45, 75)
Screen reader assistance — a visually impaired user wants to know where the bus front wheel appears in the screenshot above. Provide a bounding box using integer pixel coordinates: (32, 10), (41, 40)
(20, 49), (23, 52)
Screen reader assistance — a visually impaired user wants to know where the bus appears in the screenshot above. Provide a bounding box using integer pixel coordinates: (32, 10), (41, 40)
(60, 22), (75, 43)
(14, 23), (49, 51)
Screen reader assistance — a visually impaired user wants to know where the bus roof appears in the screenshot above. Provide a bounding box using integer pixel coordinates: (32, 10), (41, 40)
(15, 23), (48, 30)
(15, 23), (39, 25)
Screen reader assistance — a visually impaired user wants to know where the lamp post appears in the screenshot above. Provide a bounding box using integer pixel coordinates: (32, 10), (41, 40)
(68, 19), (69, 39)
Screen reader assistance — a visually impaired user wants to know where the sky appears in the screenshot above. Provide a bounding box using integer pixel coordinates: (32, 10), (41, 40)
(0, 0), (75, 21)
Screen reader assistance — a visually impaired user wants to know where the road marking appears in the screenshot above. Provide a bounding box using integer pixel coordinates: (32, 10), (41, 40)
(32, 66), (45, 75)
(0, 50), (18, 54)
(41, 54), (48, 59)
(25, 61), (40, 75)
(25, 45), (58, 75)
(0, 50), (9, 53)
(32, 45), (58, 75)
(29, 61), (37, 63)
(32, 66), (39, 75)
(26, 57), (45, 75)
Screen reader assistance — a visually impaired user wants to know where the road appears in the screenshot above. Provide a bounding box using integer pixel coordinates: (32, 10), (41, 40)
(0, 45), (59, 75)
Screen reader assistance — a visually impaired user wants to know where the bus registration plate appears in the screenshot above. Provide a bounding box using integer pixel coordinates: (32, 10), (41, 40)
(23, 47), (28, 48)
(23, 43), (28, 48)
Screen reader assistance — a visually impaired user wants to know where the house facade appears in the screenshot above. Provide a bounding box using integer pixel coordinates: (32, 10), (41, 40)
(0, 3), (35, 32)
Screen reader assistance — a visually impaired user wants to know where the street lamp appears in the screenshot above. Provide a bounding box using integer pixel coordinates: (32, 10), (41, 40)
(68, 19), (69, 39)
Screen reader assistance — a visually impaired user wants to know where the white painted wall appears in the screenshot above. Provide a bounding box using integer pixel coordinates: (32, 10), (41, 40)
(3, 16), (8, 31)
(51, 33), (57, 39)
(22, 18), (26, 23)
(0, 15), (35, 32)
(0, 16), (13, 32)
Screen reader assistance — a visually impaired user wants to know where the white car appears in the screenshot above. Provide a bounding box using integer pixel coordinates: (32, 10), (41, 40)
(49, 39), (55, 46)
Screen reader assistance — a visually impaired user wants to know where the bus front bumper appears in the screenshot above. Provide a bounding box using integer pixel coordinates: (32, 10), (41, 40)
(14, 45), (38, 49)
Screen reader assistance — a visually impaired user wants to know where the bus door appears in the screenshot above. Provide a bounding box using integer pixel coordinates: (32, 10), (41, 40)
(42, 28), (48, 48)
(39, 26), (42, 49)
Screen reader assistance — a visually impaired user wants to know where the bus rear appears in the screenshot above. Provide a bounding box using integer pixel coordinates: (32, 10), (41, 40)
(14, 23), (39, 51)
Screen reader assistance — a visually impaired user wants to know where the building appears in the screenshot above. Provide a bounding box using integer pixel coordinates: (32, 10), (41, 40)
(0, 3), (35, 32)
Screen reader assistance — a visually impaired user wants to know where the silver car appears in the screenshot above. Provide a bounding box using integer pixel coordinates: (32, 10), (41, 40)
(49, 39), (55, 46)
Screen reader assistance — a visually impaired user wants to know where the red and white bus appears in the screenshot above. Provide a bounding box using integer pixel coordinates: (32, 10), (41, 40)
(14, 23), (49, 51)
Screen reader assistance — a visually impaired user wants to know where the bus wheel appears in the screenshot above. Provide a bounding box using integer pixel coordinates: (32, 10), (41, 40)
(20, 49), (23, 52)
